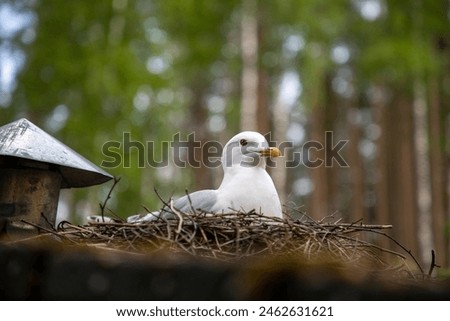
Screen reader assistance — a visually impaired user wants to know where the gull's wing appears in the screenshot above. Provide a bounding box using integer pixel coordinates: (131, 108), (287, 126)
(172, 189), (218, 214)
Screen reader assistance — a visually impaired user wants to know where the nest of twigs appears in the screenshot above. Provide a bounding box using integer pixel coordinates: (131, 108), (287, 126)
(53, 207), (420, 277)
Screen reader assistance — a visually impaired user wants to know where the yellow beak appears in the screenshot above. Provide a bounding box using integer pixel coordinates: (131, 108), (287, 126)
(260, 147), (282, 157)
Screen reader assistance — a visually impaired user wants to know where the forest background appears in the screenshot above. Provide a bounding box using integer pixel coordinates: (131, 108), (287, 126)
(0, 0), (449, 268)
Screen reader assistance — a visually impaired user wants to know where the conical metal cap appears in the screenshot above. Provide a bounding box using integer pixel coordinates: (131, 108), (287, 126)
(0, 118), (113, 188)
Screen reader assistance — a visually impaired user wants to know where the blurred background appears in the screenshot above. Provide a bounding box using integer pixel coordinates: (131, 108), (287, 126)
(0, 0), (449, 267)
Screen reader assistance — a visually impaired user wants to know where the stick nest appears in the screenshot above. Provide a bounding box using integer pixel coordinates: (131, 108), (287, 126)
(55, 209), (417, 276)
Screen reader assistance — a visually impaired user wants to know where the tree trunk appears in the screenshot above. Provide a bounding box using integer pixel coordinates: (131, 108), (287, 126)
(309, 74), (333, 220)
(272, 75), (290, 206)
(240, 0), (259, 131)
(391, 92), (419, 260)
(188, 80), (211, 191)
(428, 76), (448, 267)
(372, 84), (393, 249)
(413, 80), (433, 266)
(347, 106), (365, 223)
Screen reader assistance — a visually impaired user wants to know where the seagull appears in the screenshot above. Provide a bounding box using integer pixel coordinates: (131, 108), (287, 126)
(88, 131), (283, 223)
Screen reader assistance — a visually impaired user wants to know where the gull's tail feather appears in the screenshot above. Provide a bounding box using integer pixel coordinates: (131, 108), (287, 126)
(86, 211), (160, 224)
(126, 211), (161, 223)
(86, 215), (119, 223)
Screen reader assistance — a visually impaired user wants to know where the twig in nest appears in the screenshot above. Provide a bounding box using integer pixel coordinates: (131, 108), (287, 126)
(169, 199), (184, 234)
(428, 249), (440, 277)
(20, 219), (77, 244)
(153, 187), (165, 205)
(40, 212), (57, 231)
(368, 229), (424, 275)
(99, 176), (121, 222)
(185, 189), (196, 214)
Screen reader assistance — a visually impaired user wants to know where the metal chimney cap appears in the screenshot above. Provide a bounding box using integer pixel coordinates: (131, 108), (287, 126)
(0, 118), (113, 188)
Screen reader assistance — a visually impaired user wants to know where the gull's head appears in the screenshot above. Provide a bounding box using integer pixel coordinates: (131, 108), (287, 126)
(221, 131), (282, 169)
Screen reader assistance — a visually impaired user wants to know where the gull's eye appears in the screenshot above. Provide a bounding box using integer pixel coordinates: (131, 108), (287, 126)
(239, 139), (248, 146)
